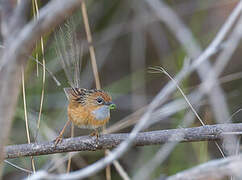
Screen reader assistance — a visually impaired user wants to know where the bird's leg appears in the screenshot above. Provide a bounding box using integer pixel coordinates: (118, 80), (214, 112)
(54, 119), (71, 147)
(90, 128), (99, 139)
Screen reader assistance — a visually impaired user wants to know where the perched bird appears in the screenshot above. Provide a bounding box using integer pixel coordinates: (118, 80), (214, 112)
(55, 87), (116, 145)
(54, 23), (116, 146)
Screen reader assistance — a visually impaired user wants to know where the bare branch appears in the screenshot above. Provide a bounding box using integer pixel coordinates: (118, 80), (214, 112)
(5, 123), (242, 159)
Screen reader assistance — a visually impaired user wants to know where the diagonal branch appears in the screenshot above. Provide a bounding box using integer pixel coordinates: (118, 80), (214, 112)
(5, 123), (242, 159)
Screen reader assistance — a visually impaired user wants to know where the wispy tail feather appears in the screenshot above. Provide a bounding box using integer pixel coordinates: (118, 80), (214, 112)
(55, 18), (83, 89)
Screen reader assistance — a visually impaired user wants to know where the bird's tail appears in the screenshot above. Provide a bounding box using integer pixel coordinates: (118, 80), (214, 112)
(55, 18), (83, 89)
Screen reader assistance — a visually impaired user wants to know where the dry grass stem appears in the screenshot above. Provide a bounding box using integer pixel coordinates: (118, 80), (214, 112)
(149, 66), (225, 157)
(81, 1), (101, 89)
(21, 66), (36, 172)
(33, 0), (46, 144)
(67, 123), (74, 173)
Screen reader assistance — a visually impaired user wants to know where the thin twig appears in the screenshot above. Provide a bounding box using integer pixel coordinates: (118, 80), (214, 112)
(4, 160), (33, 174)
(30, 56), (61, 86)
(148, 66), (205, 126)
(0, 45), (60, 87)
(106, 150), (131, 180)
(149, 67), (226, 158)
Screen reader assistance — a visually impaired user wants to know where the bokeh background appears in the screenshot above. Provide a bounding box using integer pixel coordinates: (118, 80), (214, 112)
(4, 0), (242, 179)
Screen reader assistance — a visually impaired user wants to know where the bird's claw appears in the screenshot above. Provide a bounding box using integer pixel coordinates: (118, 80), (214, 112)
(54, 136), (63, 147)
(90, 131), (99, 139)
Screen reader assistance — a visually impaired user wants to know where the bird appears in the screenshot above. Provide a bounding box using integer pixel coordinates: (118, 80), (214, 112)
(54, 24), (116, 146)
(54, 87), (116, 146)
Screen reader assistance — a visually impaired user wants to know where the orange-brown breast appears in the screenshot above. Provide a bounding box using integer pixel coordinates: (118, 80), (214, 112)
(68, 101), (110, 129)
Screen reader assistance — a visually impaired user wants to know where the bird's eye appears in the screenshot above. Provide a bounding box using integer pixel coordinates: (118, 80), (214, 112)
(96, 97), (104, 104)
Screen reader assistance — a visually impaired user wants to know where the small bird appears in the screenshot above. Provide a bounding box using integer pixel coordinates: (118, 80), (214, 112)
(54, 24), (116, 145)
(55, 87), (116, 145)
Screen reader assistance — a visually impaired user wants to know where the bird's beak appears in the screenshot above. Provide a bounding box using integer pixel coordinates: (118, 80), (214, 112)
(106, 102), (116, 110)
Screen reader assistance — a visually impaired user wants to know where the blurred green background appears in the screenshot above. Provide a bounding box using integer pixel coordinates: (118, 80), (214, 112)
(4, 0), (242, 179)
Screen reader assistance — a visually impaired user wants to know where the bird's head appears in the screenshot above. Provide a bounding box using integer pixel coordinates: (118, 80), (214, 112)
(64, 88), (116, 121)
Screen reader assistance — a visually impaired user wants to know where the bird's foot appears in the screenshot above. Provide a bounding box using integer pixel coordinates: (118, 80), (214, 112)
(54, 136), (63, 147)
(90, 130), (99, 140)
